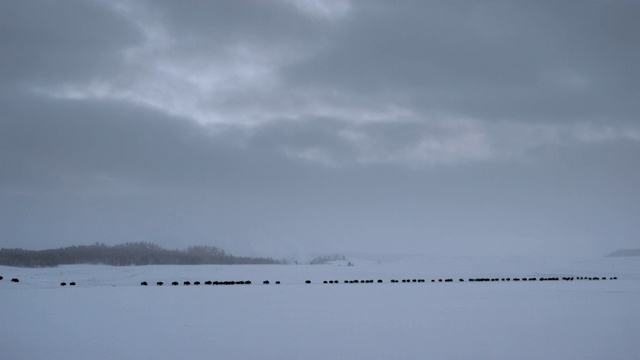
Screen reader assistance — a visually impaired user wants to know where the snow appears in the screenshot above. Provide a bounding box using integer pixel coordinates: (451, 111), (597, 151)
(1, 256), (639, 359)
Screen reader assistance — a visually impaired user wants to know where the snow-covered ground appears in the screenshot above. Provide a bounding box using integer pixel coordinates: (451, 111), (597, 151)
(1, 255), (639, 360)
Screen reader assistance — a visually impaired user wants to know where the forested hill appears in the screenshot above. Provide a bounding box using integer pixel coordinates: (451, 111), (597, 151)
(0, 242), (284, 267)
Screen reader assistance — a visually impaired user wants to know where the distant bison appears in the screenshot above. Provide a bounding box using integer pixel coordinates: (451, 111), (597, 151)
(0, 276), (3, 280)
(141, 281), (148, 286)
(305, 280), (311, 284)
(11, 278), (19, 283)
(194, 281), (200, 285)
(183, 281), (191, 286)
(263, 280), (270, 285)
(157, 282), (164, 286)
(69, 282), (76, 286)
(172, 281), (179, 286)
(60, 282), (67, 286)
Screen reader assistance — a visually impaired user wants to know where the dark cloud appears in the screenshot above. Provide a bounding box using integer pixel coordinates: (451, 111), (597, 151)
(0, 0), (142, 86)
(284, 0), (640, 123)
(1, 0), (638, 257)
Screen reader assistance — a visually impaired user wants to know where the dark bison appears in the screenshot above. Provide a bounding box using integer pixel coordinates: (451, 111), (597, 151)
(60, 282), (67, 286)
(69, 282), (76, 286)
(141, 281), (148, 286)
(305, 280), (311, 284)
(263, 280), (270, 285)
(183, 281), (191, 286)
(11, 278), (19, 283)
(172, 281), (179, 286)
(194, 281), (200, 285)
(0, 276), (3, 280)
(157, 282), (164, 286)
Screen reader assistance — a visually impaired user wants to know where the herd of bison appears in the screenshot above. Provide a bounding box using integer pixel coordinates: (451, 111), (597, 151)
(0, 274), (618, 287)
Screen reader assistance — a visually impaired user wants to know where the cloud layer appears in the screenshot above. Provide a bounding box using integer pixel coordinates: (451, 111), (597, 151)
(1, 0), (639, 257)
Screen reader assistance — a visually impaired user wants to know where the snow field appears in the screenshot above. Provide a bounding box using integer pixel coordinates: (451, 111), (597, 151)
(1, 256), (639, 359)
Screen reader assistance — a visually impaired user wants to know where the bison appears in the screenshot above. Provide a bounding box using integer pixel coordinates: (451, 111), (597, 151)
(141, 281), (148, 286)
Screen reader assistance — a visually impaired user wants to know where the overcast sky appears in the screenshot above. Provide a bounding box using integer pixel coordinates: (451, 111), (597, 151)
(1, 0), (638, 259)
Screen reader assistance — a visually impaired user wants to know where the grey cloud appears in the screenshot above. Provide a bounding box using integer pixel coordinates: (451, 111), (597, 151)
(284, 0), (640, 123)
(1, 0), (639, 257)
(0, 0), (142, 86)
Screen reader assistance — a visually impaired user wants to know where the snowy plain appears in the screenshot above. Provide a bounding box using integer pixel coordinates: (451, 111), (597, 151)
(1, 255), (639, 360)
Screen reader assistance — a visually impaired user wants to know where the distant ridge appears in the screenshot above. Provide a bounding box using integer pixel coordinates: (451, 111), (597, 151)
(0, 242), (284, 267)
(606, 248), (640, 257)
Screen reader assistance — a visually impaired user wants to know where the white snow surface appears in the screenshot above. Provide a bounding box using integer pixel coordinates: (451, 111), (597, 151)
(1, 255), (639, 360)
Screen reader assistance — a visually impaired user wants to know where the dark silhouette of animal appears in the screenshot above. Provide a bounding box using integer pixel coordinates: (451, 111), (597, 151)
(377, 279), (383, 283)
(274, 281), (279, 284)
(183, 281), (191, 285)
(459, 279), (464, 282)
(11, 278), (19, 283)
(141, 281), (148, 286)
(0, 276), (3, 280)
(323, 281), (328, 284)
(69, 282), (76, 286)
(305, 280), (311, 284)
(157, 282), (164, 286)
(263, 280), (270, 285)
(60, 282), (66, 286)
(194, 281), (200, 285)
(205, 281), (212, 285)
(172, 281), (179, 286)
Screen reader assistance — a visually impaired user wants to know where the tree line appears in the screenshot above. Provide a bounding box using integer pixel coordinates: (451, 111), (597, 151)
(0, 242), (284, 267)
(309, 254), (347, 265)
(606, 248), (640, 257)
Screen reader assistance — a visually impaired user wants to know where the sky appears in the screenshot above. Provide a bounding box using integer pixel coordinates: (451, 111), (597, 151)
(1, 0), (638, 259)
